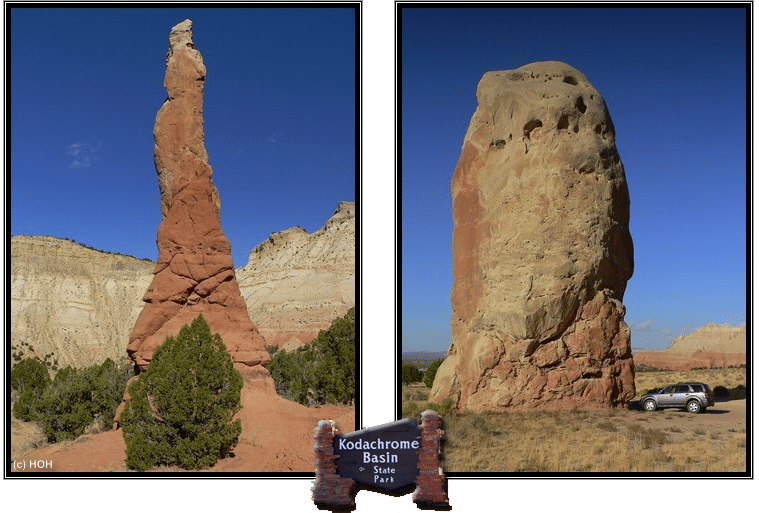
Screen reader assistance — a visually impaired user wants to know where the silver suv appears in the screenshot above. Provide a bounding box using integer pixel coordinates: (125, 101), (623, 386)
(640, 382), (715, 413)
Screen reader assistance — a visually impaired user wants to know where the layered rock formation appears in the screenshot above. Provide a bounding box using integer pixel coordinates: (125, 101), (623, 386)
(634, 323), (746, 370)
(10, 236), (154, 368)
(127, 19), (270, 381)
(10, 202), (354, 369)
(237, 202), (355, 350)
(430, 61), (635, 411)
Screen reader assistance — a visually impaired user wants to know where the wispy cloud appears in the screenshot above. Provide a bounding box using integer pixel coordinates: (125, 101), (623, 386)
(66, 141), (101, 169)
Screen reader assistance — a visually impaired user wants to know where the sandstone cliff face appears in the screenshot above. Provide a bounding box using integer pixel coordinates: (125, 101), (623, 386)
(10, 202), (354, 370)
(237, 201), (355, 350)
(633, 323), (746, 371)
(430, 61), (635, 411)
(10, 236), (154, 368)
(126, 19), (271, 382)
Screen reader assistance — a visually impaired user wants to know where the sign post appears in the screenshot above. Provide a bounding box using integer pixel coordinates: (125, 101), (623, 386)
(312, 411), (448, 509)
(312, 419), (356, 508)
(412, 410), (448, 505)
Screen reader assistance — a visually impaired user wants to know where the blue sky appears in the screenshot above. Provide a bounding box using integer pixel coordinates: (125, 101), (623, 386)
(401, 5), (748, 351)
(10, 6), (356, 268)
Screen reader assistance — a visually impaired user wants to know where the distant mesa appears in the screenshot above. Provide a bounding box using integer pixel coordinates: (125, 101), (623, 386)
(633, 323), (746, 371)
(430, 61), (636, 411)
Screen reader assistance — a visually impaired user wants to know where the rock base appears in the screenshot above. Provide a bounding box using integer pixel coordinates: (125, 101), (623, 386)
(431, 290), (636, 412)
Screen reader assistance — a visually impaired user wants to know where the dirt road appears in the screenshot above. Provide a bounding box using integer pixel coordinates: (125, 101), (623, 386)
(627, 398), (746, 433)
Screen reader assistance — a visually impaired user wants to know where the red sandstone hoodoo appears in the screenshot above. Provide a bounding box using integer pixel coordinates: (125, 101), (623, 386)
(430, 61), (636, 411)
(126, 19), (272, 384)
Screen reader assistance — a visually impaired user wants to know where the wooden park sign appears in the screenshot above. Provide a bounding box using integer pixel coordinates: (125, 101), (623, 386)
(312, 410), (448, 508)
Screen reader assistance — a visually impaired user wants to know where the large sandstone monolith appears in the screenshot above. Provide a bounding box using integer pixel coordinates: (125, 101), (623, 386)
(430, 61), (635, 411)
(126, 19), (271, 384)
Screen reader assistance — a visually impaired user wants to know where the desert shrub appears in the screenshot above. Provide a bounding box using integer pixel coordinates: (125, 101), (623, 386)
(311, 307), (355, 405)
(427, 397), (455, 417)
(423, 358), (445, 388)
(713, 385), (729, 397)
(30, 357), (133, 441)
(30, 358), (128, 442)
(120, 315), (243, 471)
(413, 389), (428, 401)
(42, 352), (58, 371)
(266, 307), (355, 406)
(35, 366), (99, 442)
(596, 420), (619, 432)
(730, 384), (746, 400)
(634, 365), (661, 372)
(401, 363), (423, 385)
(627, 426), (668, 450)
(402, 400), (424, 421)
(452, 413), (498, 443)
(268, 345), (315, 404)
(94, 357), (135, 428)
(11, 357), (51, 394)
(13, 389), (42, 422)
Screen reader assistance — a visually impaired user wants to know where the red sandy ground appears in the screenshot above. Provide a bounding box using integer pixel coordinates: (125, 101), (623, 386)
(11, 382), (355, 473)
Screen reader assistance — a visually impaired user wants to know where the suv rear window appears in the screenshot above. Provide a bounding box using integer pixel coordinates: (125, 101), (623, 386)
(690, 384), (704, 392)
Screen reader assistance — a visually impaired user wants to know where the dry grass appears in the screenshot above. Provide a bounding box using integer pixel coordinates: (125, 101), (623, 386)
(401, 367), (747, 473)
(10, 403), (48, 461)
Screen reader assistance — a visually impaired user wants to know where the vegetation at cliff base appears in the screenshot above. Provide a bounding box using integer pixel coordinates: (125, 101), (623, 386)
(11, 357), (51, 422)
(423, 358), (445, 388)
(120, 315), (243, 471)
(11, 356), (132, 442)
(400, 358), (444, 388)
(266, 307), (355, 406)
(402, 363), (423, 385)
(11, 356), (51, 394)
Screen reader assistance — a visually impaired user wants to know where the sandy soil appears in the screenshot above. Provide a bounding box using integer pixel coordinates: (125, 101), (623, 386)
(630, 398), (746, 432)
(10, 381), (355, 473)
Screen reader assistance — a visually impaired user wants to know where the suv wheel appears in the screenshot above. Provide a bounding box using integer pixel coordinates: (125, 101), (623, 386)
(686, 400), (702, 414)
(642, 398), (657, 412)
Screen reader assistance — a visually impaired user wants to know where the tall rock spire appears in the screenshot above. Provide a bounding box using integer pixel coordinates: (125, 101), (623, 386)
(127, 19), (272, 383)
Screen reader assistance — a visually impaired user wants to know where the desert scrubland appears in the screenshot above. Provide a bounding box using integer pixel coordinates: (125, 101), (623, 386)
(403, 367), (747, 473)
